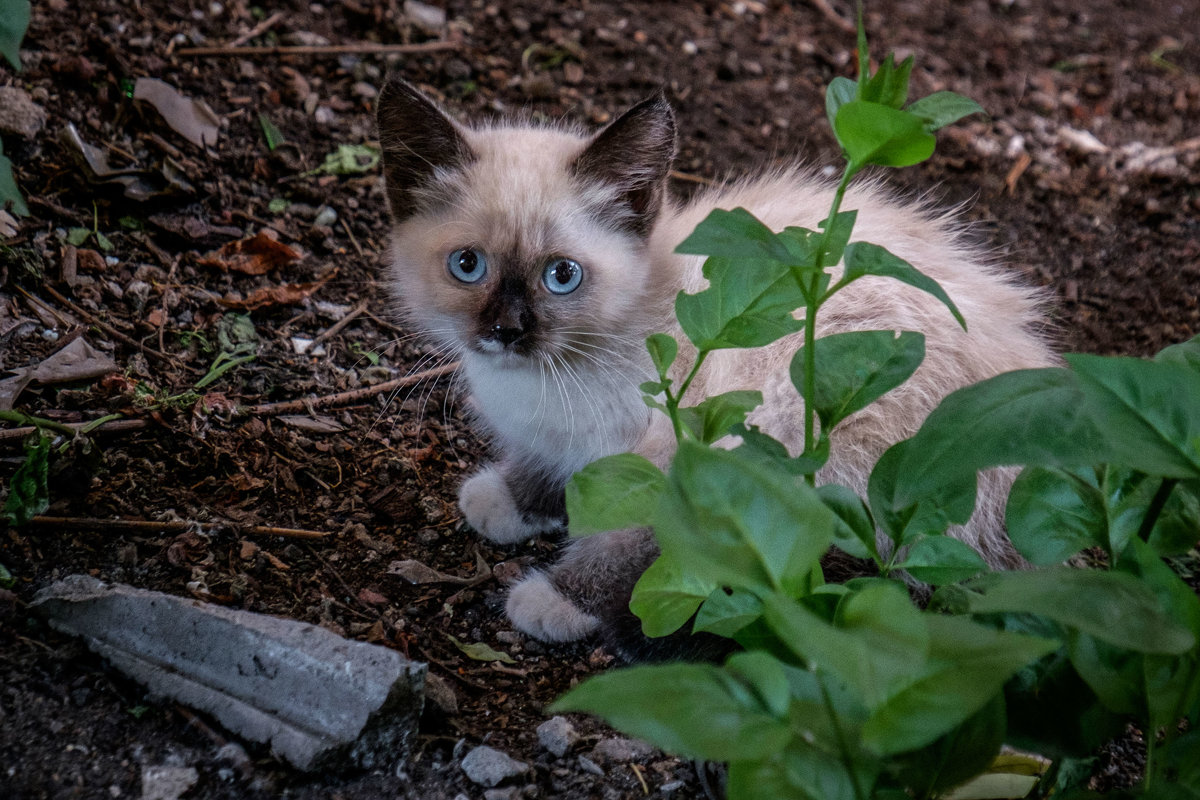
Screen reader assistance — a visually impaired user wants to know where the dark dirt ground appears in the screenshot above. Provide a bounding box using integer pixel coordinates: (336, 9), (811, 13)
(1, 0), (1198, 798)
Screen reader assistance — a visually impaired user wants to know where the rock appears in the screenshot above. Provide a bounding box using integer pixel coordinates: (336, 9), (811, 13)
(536, 716), (579, 757)
(460, 745), (530, 787)
(32, 575), (426, 772)
(591, 736), (656, 763)
(404, 0), (446, 33)
(140, 765), (198, 800)
(0, 86), (47, 139)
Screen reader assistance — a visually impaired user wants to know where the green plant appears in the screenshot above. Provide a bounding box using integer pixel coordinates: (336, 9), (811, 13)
(1, 0), (32, 218)
(551, 17), (1200, 800)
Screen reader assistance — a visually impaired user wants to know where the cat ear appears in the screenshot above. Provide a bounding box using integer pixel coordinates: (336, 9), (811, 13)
(376, 78), (474, 221)
(573, 92), (676, 237)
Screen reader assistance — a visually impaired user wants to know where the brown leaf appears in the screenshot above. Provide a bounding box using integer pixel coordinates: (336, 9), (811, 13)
(133, 77), (221, 148)
(29, 337), (118, 384)
(358, 588), (389, 606)
(200, 230), (301, 275)
(239, 540), (260, 560)
(217, 271), (335, 311)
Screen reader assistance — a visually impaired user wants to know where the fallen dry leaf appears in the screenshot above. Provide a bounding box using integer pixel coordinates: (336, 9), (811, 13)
(200, 230), (301, 276)
(29, 337), (118, 384)
(278, 415), (345, 433)
(217, 271), (335, 311)
(133, 77), (221, 148)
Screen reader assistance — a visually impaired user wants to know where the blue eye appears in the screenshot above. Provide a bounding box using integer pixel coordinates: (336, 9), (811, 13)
(447, 248), (487, 283)
(542, 257), (583, 295)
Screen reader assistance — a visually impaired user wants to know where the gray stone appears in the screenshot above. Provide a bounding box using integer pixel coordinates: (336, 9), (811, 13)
(591, 736), (656, 763)
(33, 575), (426, 772)
(403, 0), (446, 33)
(536, 716), (579, 757)
(460, 745), (530, 787)
(0, 86), (47, 138)
(140, 765), (198, 800)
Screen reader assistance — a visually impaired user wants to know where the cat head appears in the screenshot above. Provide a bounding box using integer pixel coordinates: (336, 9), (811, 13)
(376, 79), (676, 368)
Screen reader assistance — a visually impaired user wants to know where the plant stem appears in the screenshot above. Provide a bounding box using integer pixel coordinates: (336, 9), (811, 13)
(0, 410), (77, 437)
(667, 349), (710, 441)
(1137, 478), (1178, 543)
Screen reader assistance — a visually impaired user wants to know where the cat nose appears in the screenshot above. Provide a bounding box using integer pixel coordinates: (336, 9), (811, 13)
(491, 324), (525, 346)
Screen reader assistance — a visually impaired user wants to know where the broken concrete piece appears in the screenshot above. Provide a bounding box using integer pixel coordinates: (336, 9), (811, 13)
(460, 745), (530, 787)
(140, 765), (198, 800)
(33, 575), (426, 772)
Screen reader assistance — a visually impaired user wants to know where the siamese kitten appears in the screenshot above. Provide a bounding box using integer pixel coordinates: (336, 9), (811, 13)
(376, 79), (1057, 646)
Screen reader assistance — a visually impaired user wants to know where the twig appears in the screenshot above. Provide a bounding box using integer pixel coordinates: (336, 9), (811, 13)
(340, 218), (365, 258)
(669, 169), (715, 186)
(39, 285), (176, 364)
(310, 300), (368, 349)
(29, 516), (331, 539)
(241, 361), (458, 417)
(0, 417), (147, 444)
(229, 10), (285, 48)
(175, 40), (460, 58)
(808, 0), (856, 34)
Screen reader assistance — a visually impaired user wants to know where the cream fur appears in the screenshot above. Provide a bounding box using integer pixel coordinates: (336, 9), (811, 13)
(382, 95), (1058, 643)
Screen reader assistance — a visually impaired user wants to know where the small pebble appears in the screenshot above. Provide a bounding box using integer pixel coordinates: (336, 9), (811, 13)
(461, 745), (530, 787)
(536, 716), (579, 757)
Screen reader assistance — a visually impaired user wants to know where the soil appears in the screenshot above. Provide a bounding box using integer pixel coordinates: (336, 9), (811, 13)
(1, 0), (1198, 798)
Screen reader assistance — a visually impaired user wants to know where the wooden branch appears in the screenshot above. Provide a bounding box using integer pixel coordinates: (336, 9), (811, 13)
(241, 361), (458, 417)
(30, 515), (331, 539)
(175, 40), (460, 58)
(0, 418), (147, 444)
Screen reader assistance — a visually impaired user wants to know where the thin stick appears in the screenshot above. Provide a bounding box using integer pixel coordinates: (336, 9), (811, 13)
(241, 361), (458, 417)
(809, 0), (856, 33)
(176, 41), (460, 58)
(29, 515), (331, 539)
(228, 10), (285, 48)
(0, 418), (147, 444)
(39, 285), (176, 364)
(310, 300), (368, 348)
(669, 169), (715, 186)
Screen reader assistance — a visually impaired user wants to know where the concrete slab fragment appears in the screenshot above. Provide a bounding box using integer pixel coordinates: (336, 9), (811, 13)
(33, 575), (425, 772)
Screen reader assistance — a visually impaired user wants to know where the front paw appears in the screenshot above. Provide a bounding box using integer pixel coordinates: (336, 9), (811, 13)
(506, 571), (600, 642)
(459, 466), (539, 544)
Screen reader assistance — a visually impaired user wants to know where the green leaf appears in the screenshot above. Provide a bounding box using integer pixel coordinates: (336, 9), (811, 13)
(0, 561), (13, 589)
(835, 101), (936, 170)
(816, 209), (858, 266)
(1006, 466), (1107, 565)
(629, 554), (718, 637)
(1154, 333), (1200, 370)
(94, 231), (114, 252)
(869, 439), (977, 546)
(257, 112), (286, 150)
(816, 483), (879, 562)
(861, 615), (1056, 755)
(565, 453), (664, 537)
(1146, 479), (1200, 557)
(726, 650), (791, 718)
(1067, 353), (1200, 479)
(906, 91), (985, 132)
(893, 368), (1107, 508)
(678, 390), (763, 444)
(952, 568), (1196, 655)
(859, 54), (914, 110)
(66, 227), (91, 246)
(762, 586), (931, 708)
(695, 587), (764, 637)
(446, 634), (516, 663)
(896, 535), (989, 584)
(2, 434), (51, 526)
(675, 257), (807, 351)
(891, 693), (1006, 798)
(840, 242), (966, 329)
(0, 0), (30, 69)
(310, 143), (380, 176)
(268, 197), (289, 214)
(792, 330), (925, 432)
(0, 138), (29, 217)
(551, 663), (792, 761)
(731, 423), (826, 477)
(1066, 632), (1145, 715)
(825, 75), (859, 131)
(675, 207), (795, 263)
(655, 440), (835, 595)
(645, 333), (678, 379)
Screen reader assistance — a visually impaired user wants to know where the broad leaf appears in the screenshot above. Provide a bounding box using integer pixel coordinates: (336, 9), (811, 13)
(840, 242), (966, 328)
(0, 0), (30, 69)
(629, 554), (718, 637)
(816, 483), (879, 562)
(891, 694), (1006, 797)
(0, 141), (29, 217)
(949, 568), (1195, 655)
(825, 75), (859, 131)
(655, 440), (835, 595)
(815, 209), (858, 266)
(893, 368), (1108, 508)
(645, 332), (678, 379)
(906, 91), (985, 132)
(792, 330), (925, 431)
(1006, 466), (1107, 565)
(2, 434), (50, 526)
(859, 53), (914, 110)
(835, 101), (935, 170)
(1154, 333), (1200, 371)
(869, 439), (977, 546)
(895, 535), (989, 584)
(678, 389), (763, 444)
(675, 206), (794, 262)
(1067, 353), (1200, 479)
(695, 587), (764, 637)
(675, 256), (808, 351)
(551, 663), (792, 761)
(565, 453), (664, 537)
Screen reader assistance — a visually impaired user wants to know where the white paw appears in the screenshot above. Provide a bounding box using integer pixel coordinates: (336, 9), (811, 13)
(506, 571), (600, 642)
(459, 466), (539, 544)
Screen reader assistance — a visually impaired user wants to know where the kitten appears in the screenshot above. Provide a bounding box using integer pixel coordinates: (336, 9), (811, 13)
(376, 79), (1057, 647)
